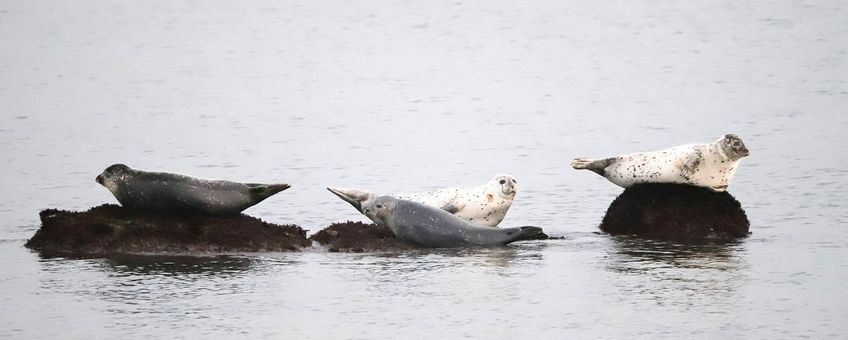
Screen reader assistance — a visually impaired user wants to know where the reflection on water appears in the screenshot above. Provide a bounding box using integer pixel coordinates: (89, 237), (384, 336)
(604, 236), (746, 307)
(100, 254), (256, 276)
(320, 243), (548, 289)
(37, 252), (257, 276)
(36, 255), (260, 307)
(608, 236), (745, 268)
(27, 253), (302, 335)
(365, 244), (545, 276)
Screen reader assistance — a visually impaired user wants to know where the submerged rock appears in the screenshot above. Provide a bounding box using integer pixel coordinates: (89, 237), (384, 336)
(309, 221), (420, 252)
(25, 204), (311, 255)
(600, 183), (750, 241)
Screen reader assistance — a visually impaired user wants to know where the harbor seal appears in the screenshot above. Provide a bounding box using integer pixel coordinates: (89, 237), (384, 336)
(362, 195), (544, 248)
(95, 164), (290, 215)
(396, 174), (518, 226)
(327, 174), (519, 227)
(570, 134), (749, 192)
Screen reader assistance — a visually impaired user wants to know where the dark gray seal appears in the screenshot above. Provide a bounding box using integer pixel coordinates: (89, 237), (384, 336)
(362, 195), (545, 248)
(95, 164), (290, 215)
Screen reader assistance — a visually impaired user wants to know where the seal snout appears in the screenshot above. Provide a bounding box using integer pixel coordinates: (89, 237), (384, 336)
(495, 175), (519, 196)
(95, 174), (104, 185)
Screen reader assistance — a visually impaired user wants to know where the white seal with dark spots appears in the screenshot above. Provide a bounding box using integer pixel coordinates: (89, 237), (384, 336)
(395, 174), (518, 227)
(570, 134), (750, 192)
(327, 174), (519, 227)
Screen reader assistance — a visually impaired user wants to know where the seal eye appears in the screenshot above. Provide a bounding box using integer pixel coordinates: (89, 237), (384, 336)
(375, 204), (383, 209)
(512, 179), (517, 184)
(499, 179), (506, 185)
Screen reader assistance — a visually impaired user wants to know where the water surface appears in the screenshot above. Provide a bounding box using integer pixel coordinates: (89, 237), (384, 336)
(1, 0), (847, 338)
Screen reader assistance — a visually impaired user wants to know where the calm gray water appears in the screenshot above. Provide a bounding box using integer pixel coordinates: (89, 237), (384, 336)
(2, 0), (847, 338)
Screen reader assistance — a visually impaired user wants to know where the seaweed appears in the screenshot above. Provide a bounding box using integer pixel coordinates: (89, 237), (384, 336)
(25, 204), (311, 255)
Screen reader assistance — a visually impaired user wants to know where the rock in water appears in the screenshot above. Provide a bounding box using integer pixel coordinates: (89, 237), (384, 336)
(309, 221), (419, 252)
(25, 204), (311, 254)
(599, 183), (750, 241)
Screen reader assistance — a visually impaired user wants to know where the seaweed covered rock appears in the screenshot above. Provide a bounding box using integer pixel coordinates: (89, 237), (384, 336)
(309, 221), (419, 252)
(600, 183), (750, 241)
(25, 204), (311, 254)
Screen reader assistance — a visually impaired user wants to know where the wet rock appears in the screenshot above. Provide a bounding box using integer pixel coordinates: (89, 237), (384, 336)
(309, 221), (419, 252)
(600, 183), (750, 241)
(25, 204), (311, 255)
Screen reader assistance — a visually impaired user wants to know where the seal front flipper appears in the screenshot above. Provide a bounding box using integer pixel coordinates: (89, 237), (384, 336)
(440, 201), (465, 214)
(678, 150), (702, 181)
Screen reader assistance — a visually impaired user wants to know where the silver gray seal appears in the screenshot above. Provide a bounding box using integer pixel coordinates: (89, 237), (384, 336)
(95, 164), (290, 215)
(362, 195), (544, 248)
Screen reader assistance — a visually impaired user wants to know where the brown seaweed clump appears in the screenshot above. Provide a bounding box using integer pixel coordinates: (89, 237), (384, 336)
(600, 183), (750, 241)
(309, 221), (420, 252)
(25, 204), (311, 255)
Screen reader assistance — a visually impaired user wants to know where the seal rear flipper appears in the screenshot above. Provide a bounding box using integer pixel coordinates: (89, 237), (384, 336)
(570, 158), (610, 176)
(248, 183), (291, 197)
(326, 187), (377, 214)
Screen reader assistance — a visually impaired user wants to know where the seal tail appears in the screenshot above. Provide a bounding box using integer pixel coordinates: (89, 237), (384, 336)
(570, 158), (610, 176)
(326, 187), (376, 214)
(248, 183), (291, 198)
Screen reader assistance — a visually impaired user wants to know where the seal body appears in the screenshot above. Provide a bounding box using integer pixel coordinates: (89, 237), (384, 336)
(327, 174), (518, 227)
(95, 164), (290, 215)
(363, 196), (544, 248)
(395, 174), (518, 227)
(570, 134), (749, 192)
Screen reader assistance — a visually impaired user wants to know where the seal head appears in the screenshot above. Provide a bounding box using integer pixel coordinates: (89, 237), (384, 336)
(488, 174), (518, 199)
(717, 134), (750, 161)
(362, 195), (396, 226)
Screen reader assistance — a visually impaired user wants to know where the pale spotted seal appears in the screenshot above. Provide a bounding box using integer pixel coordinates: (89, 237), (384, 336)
(570, 134), (749, 192)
